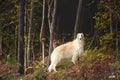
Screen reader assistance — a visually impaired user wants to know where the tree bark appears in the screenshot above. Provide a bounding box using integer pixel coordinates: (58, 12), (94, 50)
(0, 25), (2, 56)
(0, 35), (2, 56)
(31, 40), (35, 60)
(48, 0), (53, 30)
(110, 11), (113, 34)
(74, 0), (83, 38)
(26, 0), (34, 67)
(41, 42), (45, 64)
(24, 0), (28, 70)
(15, 27), (18, 59)
(115, 21), (118, 60)
(48, 0), (57, 66)
(18, 0), (25, 74)
(40, 0), (46, 64)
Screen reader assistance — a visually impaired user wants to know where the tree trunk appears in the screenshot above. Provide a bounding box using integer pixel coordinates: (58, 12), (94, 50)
(0, 25), (2, 56)
(48, 0), (57, 66)
(74, 0), (83, 38)
(18, 0), (25, 74)
(48, 0), (54, 28)
(26, 0), (33, 67)
(31, 40), (35, 60)
(0, 36), (2, 56)
(110, 11), (113, 34)
(40, 0), (46, 64)
(41, 42), (45, 64)
(115, 21), (118, 60)
(15, 27), (18, 59)
(24, 1), (28, 70)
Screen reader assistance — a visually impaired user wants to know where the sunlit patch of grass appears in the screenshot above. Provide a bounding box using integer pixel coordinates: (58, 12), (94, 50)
(58, 58), (72, 70)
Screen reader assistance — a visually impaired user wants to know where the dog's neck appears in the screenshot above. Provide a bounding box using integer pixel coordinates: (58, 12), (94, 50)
(73, 38), (84, 50)
(75, 38), (84, 45)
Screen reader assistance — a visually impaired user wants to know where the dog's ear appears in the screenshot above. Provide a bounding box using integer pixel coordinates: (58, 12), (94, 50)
(77, 33), (80, 38)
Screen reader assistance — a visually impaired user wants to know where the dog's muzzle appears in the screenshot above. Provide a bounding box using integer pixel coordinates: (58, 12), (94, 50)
(80, 36), (85, 40)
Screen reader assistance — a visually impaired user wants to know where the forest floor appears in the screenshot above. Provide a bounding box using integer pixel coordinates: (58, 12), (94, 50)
(0, 49), (120, 80)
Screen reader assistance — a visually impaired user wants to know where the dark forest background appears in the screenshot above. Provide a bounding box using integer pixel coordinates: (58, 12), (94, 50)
(0, 0), (120, 80)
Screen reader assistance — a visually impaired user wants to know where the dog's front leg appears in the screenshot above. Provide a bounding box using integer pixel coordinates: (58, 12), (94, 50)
(71, 53), (79, 65)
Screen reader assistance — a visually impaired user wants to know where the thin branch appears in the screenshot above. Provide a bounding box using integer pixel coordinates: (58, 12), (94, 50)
(87, 27), (102, 50)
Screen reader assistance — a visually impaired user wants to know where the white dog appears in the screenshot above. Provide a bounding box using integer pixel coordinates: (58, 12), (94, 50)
(48, 33), (85, 72)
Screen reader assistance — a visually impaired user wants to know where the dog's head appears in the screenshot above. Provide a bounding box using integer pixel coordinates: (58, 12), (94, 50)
(76, 33), (85, 41)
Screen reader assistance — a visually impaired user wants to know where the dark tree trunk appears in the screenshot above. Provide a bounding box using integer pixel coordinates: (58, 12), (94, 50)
(15, 27), (18, 59)
(0, 35), (2, 56)
(0, 24), (2, 56)
(74, 0), (83, 38)
(110, 11), (113, 34)
(115, 21), (118, 60)
(74, 0), (97, 37)
(0, 25), (2, 56)
(18, 0), (25, 74)
(48, 0), (57, 66)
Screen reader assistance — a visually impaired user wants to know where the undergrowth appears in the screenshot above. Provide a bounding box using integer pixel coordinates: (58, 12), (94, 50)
(4, 47), (120, 80)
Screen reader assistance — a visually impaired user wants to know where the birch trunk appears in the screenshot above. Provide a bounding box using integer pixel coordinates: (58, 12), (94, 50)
(40, 0), (46, 64)
(24, 2), (28, 69)
(48, 0), (57, 66)
(26, 0), (33, 67)
(41, 42), (45, 64)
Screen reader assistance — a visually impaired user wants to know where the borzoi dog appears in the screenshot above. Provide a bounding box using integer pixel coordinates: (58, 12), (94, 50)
(48, 33), (85, 72)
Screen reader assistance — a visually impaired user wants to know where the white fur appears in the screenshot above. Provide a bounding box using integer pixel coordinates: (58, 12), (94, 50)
(48, 33), (85, 72)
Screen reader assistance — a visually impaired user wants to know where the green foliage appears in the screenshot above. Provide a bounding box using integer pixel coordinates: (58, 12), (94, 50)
(81, 47), (105, 66)
(93, 0), (120, 55)
(33, 68), (45, 80)
(0, 0), (17, 56)
(6, 54), (18, 80)
(9, 74), (15, 80)
(7, 55), (18, 67)
(78, 48), (113, 79)
(100, 33), (113, 45)
(0, 0), (43, 57)
(93, 12), (110, 28)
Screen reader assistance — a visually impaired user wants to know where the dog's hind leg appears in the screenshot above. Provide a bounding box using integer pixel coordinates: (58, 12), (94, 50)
(53, 64), (57, 72)
(52, 57), (61, 72)
(48, 64), (53, 72)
